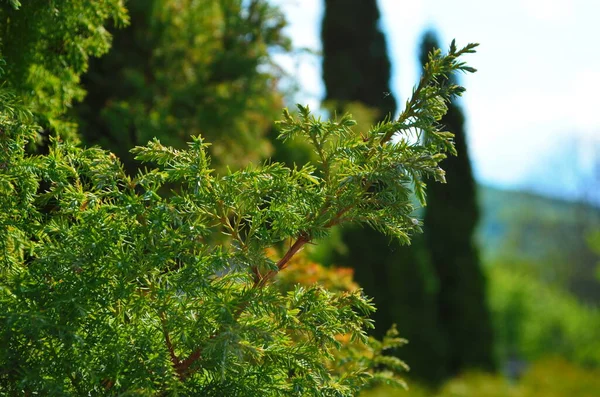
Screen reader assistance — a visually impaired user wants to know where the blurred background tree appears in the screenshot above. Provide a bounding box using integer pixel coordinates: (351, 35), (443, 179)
(321, 0), (396, 116)
(321, 0), (448, 384)
(419, 31), (496, 375)
(75, 0), (290, 173)
(320, 3), (495, 382)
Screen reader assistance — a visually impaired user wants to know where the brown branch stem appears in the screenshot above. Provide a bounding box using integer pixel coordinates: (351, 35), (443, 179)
(324, 205), (353, 228)
(175, 348), (202, 380)
(159, 311), (203, 380)
(159, 312), (180, 368)
(258, 234), (309, 287)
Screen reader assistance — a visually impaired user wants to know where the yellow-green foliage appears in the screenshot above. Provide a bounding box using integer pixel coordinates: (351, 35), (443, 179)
(439, 358), (600, 397)
(519, 357), (600, 397)
(359, 382), (432, 397)
(361, 358), (600, 397)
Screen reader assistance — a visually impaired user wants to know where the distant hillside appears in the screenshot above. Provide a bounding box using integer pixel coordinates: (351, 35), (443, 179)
(476, 185), (600, 304)
(476, 185), (600, 259)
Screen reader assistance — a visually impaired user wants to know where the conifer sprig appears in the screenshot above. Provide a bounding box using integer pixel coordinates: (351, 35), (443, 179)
(0, 41), (478, 395)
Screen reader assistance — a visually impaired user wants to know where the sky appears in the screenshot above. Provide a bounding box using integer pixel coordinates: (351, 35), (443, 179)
(271, 0), (600, 203)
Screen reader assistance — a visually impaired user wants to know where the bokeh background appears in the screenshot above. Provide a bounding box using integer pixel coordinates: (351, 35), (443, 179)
(271, 1), (600, 395)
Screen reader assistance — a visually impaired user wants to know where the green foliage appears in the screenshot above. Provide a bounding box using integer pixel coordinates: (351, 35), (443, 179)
(0, 1), (479, 392)
(276, 253), (410, 392)
(0, 38), (478, 393)
(76, 0), (289, 172)
(0, 0), (129, 142)
(489, 265), (600, 367)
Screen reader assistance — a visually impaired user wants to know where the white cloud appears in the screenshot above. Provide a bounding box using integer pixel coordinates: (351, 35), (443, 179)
(466, 66), (600, 189)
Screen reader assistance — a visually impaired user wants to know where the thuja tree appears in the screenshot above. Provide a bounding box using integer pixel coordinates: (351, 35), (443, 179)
(76, 0), (289, 173)
(0, 42), (478, 394)
(0, 0), (128, 143)
(419, 31), (495, 374)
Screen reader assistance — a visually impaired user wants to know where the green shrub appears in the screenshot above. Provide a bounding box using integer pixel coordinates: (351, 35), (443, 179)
(361, 358), (600, 397)
(489, 266), (600, 367)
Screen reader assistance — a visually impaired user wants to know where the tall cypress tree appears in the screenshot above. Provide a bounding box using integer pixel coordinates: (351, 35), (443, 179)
(322, 0), (395, 116)
(322, 1), (447, 383)
(419, 30), (496, 374)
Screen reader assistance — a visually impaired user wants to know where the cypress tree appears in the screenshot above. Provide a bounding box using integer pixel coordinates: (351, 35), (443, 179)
(322, 0), (395, 116)
(419, 30), (496, 374)
(322, 1), (447, 383)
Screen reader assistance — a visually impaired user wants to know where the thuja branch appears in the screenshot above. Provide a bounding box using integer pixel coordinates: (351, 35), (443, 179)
(111, 39), (478, 389)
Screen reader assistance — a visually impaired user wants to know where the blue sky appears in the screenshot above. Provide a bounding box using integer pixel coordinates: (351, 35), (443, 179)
(272, 0), (600, 202)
